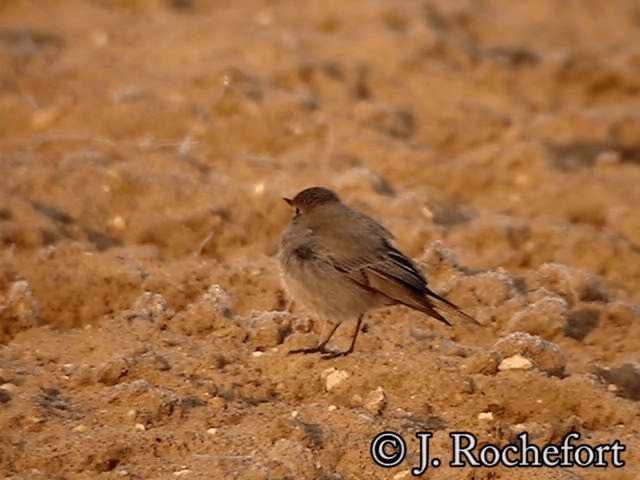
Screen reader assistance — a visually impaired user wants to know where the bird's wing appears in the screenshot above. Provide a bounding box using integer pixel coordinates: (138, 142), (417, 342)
(331, 241), (478, 327)
(328, 241), (446, 324)
(314, 206), (478, 326)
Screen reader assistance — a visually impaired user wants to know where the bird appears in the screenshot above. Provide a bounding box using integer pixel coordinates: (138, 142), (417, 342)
(278, 186), (477, 359)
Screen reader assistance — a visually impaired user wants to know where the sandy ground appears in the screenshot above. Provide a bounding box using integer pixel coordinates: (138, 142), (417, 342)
(1, 1), (639, 479)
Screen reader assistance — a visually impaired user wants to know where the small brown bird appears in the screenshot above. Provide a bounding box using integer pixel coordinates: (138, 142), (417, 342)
(278, 186), (476, 358)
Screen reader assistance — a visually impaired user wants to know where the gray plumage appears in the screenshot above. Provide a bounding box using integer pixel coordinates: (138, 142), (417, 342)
(278, 186), (475, 358)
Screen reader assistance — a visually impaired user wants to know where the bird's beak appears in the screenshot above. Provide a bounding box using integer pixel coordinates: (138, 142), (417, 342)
(283, 197), (293, 206)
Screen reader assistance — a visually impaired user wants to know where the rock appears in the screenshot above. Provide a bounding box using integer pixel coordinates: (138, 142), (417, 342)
(204, 284), (234, 319)
(95, 355), (135, 385)
(0, 382), (17, 394)
(495, 332), (567, 376)
(0, 280), (40, 343)
(208, 396), (227, 411)
(0, 387), (11, 403)
(498, 354), (533, 371)
(129, 292), (174, 322)
(322, 368), (350, 392)
(363, 387), (386, 415)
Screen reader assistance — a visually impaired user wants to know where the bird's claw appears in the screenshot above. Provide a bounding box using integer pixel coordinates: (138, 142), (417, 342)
(288, 346), (353, 358)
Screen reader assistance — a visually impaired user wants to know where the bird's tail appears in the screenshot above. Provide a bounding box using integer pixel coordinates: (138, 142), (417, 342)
(425, 288), (481, 328)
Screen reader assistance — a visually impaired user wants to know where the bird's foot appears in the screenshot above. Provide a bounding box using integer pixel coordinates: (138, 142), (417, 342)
(288, 345), (353, 358)
(319, 349), (353, 360)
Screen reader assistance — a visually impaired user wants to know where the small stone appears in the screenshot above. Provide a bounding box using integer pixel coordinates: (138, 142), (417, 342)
(498, 354), (533, 371)
(363, 387), (386, 415)
(0, 388), (11, 403)
(477, 412), (494, 420)
(327, 405), (337, 411)
(208, 396), (227, 410)
(206, 428), (218, 435)
(1, 280), (40, 342)
(134, 423), (146, 431)
(322, 368), (349, 392)
(0, 383), (17, 393)
(205, 285), (234, 319)
(73, 424), (88, 432)
(95, 355), (135, 385)
(596, 150), (621, 166)
(109, 215), (127, 231)
(132, 292), (173, 322)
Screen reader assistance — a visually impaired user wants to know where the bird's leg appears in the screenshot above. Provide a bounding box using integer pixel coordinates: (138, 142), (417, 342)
(288, 321), (341, 355)
(320, 314), (364, 359)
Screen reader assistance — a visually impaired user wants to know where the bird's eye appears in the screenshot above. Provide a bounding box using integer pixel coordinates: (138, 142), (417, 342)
(294, 207), (301, 216)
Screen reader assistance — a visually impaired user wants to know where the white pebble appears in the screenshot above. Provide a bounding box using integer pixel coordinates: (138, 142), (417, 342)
(498, 354), (534, 371)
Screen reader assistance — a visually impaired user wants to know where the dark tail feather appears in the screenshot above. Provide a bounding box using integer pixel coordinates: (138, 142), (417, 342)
(423, 304), (452, 326)
(425, 288), (481, 327)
